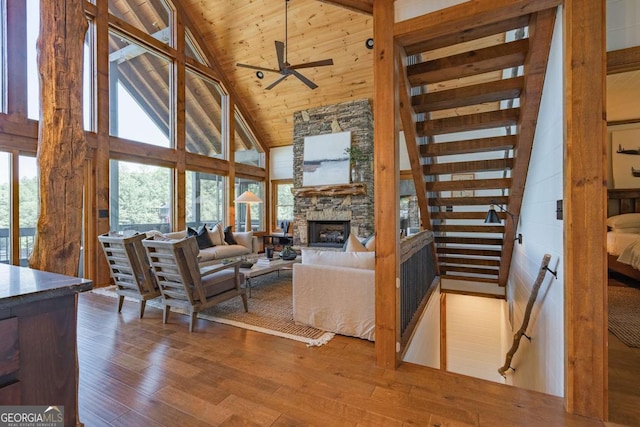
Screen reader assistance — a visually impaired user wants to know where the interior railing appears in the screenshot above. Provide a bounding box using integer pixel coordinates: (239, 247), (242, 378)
(399, 230), (438, 349)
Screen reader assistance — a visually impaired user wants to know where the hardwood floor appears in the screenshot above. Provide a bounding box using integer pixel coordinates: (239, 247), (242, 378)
(608, 273), (640, 427)
(77, 292), (605, 426)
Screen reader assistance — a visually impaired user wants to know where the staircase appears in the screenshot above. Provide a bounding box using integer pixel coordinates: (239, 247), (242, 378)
(397, 6), (558, 293)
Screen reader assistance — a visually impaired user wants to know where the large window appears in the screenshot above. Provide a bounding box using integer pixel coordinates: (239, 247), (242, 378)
(0, 3), (5, 113)
(272, 181), (293, 232)
(186, 171), (225, 227)
(0, 152), (9, 263)
(18, 156), (38, 266)
(26, 0), (39, 120)
(108, 0), (172, 47)
(235, 178), (263, 232)
(108, 32), (171, 147)
(185, 70), (225, 158)
(83, 21), (94, 131)
(110, 160), (172, 233)
(234, 109), (264, 167)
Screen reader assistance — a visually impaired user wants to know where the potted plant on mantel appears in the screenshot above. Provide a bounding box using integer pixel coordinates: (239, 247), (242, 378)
(344, 146), (369, 183)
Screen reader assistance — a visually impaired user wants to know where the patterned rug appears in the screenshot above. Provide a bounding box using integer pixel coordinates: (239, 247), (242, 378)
(92, 270), (334, 346)
(608, 286), (640, 348)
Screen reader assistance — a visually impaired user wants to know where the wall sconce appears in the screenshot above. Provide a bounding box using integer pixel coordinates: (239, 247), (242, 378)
(235, 191), (263, 232)
(484, 201), (523, 244)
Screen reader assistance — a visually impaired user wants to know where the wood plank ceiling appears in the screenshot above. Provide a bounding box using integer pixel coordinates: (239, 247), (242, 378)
(181, 0), (374, 148)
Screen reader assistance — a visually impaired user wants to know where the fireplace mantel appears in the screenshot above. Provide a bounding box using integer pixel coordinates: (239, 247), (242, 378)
(292, 183), (366, 198)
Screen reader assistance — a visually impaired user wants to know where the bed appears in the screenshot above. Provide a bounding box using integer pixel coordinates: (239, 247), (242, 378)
(607, 189), (640, 282)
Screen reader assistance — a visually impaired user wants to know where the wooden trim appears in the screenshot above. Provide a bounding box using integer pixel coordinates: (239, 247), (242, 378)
(607, 46), (640, 75)
(316, 0), (372, 15)
(607, 118), (640, 127)
(373, 0), (399, 369)
(440, 292), (446, 370)
(563, 0), (607, 419)
(10, 151), (19, 266)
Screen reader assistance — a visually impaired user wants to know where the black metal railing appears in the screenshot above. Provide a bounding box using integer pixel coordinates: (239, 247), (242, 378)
(0, 227), (36, 266)
(399, 230), (438, 346)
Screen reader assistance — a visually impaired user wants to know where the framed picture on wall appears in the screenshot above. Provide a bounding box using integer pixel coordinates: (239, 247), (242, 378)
(302, 131), (351, 186)
(451, 173), (475, 197)
(612, 128), (640, 189)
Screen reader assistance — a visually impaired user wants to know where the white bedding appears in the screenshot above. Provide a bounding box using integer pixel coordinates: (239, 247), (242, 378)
(608, 231), (640, 270)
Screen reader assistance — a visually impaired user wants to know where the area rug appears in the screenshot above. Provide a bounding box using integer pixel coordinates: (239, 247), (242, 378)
(92, 270), (334, 346)
(608, 286), (640, 348)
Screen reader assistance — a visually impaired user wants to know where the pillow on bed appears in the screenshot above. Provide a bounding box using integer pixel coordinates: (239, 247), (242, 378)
(607, 213), (640, 230)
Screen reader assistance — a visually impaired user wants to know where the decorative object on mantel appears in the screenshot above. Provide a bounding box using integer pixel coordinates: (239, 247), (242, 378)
(344, 146), (368, 183)
(292, 183), (366, 197)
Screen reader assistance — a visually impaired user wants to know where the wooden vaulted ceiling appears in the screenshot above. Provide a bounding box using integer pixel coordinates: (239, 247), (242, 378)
(181, 0), (375, 148)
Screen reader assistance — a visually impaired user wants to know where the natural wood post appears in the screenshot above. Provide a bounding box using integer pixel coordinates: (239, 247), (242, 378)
(29, 0), (88, 276)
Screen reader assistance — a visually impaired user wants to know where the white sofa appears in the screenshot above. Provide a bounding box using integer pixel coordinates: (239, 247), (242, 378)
(147, 226), (258, 266)
(292, 248), (375, 341)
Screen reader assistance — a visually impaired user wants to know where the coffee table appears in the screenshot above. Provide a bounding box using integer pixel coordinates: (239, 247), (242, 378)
(240, 257), (299, 297)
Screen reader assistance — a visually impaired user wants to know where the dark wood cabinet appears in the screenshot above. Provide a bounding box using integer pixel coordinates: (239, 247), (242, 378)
(0, 264), (92, 426)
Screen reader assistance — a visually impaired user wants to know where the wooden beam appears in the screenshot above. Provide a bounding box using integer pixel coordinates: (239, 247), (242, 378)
(394, 0), (562, 48)
(373, 0), (399, 369)
(607, 46), (640, 75)
(316, 0), (372, 15)
(564, 0), (607, 419)
(498, 9), (556, 286)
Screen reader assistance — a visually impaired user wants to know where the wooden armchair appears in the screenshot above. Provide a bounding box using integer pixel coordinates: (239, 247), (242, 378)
(142, 236), (248, 332)
(98, 232), (161, 318)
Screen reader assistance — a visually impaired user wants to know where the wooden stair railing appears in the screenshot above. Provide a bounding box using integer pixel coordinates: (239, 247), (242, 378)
(498, 254), (556, 376)
(397, 4), (559, 292)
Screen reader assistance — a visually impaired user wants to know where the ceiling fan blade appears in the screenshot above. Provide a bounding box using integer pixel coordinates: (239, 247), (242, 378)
(236, 63), (280, 73)
(265, 74), (289, 90)
(291, 70), (318, 90)
(275, 41), (286, 70)
(289, 59), (334, 70)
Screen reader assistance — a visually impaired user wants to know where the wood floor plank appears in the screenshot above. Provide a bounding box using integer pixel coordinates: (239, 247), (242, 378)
(77, 291), (607, 426)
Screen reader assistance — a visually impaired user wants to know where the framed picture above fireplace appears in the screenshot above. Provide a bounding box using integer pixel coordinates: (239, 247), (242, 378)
(302, 131), (351, 186)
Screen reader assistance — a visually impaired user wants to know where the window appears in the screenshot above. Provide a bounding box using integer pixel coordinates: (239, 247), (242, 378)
(26, 0), (39, 120)
(185, 70), (225, 158)
(272, 181), (293, 232)
(108, 31), (171, 147)
(186, 171), (225, 227)
(185, 32), (208, 66)
(83, 20), (94, 131)
(0, 2), (5, 113)
(19, 156), (38, 266)
(108, 0), (172, 47)
(0, 152), (9, 263)
(234, 109), (264, 167)
(235, 178), (263, 232)
(110, 160), (172, 233)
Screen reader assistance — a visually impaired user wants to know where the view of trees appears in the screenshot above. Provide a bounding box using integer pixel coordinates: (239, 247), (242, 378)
(0, 176), (39, 229)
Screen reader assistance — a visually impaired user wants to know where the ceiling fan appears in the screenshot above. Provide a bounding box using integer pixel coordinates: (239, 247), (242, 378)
(236, 0), (333, 90)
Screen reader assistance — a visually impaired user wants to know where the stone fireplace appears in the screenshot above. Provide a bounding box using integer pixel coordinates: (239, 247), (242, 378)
(291, 99), (374, 247)
(308, 220), (350, 248)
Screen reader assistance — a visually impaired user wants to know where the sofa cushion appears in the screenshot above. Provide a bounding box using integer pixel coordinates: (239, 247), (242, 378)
(362, 233), (375, 251)
(188, 225), (215, 249)
(208, 223), (226, 246)
(302, 248), (375, 270)
(344, 233), (367, 252)
(233, 231), (253, 251)
(224, 226), (238, 245)
(164, 230), (187, 240)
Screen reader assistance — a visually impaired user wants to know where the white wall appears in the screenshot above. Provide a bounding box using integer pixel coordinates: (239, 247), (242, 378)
(402, 287), (441, 368)
(505, 6), (564, 397)
(446, 294), (506, 383)
(395, 0), (469, 22)
(607, 0), (640, 51)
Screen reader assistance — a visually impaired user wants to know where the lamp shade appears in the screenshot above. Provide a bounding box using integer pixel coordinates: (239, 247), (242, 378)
(234, 191), (262, 204)
(484, 206), (501, 224)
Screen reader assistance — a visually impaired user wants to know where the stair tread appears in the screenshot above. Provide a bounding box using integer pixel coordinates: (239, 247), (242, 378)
(433, 224), (504, 233)
(423, 158), (514, 176)
(428, 195), (509, 206)
(413, 77), (524, 114)
(425, 178), (511, 192)
(437, 247), (502, 257)
(407, 39), (529, 86)
(441, 274), (500, 285)
(439, 256), (501, 267)
(420, 135), (516, 157)
(417, 108), (519, 137)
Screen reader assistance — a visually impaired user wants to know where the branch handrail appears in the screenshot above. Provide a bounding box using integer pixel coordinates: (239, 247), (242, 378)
(498, 253), (554, 377)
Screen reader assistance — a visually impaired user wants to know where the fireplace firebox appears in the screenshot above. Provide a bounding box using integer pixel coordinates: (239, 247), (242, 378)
(308, 220), (350, 248)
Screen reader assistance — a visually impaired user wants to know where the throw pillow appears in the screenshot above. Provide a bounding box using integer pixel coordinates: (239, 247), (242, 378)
(187, 224), (214, 250)
(223, 226), (238, 245)
(344, 233), (367, 252)
(361, 233), (376, 251)
(208, 223), (226, 246)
